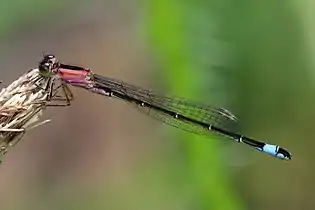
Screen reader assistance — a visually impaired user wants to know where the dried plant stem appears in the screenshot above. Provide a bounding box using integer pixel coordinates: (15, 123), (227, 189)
(0, 69), (51, 161)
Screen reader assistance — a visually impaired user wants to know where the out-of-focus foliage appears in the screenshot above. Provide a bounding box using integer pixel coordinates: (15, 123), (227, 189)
(145, 1), (243, 210)
(0, 0), (68, 38)
(145, 0), (315, 210)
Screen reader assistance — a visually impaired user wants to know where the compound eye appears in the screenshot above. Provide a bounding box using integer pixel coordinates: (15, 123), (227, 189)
(43, 62), (52, 70)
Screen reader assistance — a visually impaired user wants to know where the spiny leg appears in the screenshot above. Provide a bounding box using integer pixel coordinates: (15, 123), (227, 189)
(30, 78), (71, 107)
(44, 80), (74, 107)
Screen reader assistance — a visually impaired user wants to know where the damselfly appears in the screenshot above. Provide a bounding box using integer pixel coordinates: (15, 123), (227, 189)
(34, 56), (74, 107)
(38, 55), (292, 160)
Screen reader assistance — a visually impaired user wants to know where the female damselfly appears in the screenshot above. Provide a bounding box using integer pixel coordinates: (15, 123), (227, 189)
(38, 54), (292, 160)
(36, 55), (74, 107)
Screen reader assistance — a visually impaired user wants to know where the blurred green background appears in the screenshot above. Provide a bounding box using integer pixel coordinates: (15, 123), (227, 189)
(0, 0), (312, 209)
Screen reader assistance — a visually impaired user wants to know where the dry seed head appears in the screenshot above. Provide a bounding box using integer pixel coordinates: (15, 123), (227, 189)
(0, 69), (50, 161)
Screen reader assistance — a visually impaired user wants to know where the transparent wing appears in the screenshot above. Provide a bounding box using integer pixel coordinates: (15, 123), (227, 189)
(93, 74), (239, 136)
